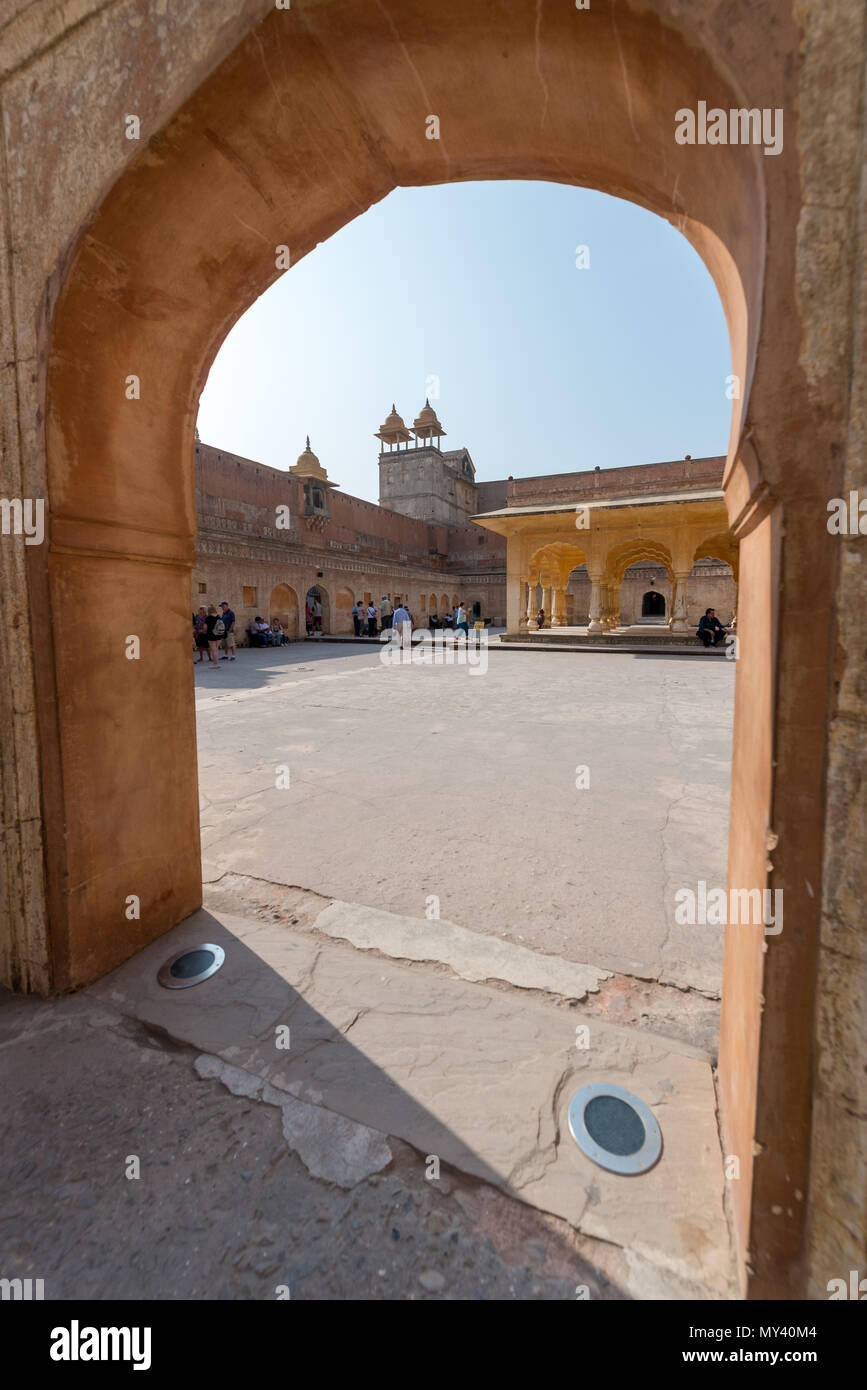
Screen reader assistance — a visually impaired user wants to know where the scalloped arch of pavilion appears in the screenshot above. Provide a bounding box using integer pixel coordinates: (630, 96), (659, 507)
(476, 488), (736, 633)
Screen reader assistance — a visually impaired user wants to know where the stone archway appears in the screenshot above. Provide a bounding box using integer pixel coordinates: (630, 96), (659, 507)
(269, 584), (299, 639)
(20, 0), (850, 1299)
(305, 585), (331, 635)
(641, 590), (666, 619)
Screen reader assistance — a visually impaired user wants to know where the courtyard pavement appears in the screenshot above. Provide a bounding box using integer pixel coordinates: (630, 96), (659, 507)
(195, 641), (733, 1001)
(0, 644), (737, 1301)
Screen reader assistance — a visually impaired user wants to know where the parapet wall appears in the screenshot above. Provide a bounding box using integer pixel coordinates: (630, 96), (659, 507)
(507, 457), (725, 507)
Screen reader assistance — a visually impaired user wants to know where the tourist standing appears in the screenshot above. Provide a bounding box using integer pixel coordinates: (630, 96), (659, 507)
(205, 606), (223, 667)
(392, 601), (411, 647)
(366, 601), (378, 637)
(380, 596), (393, 631)
(305, 601), (313, 637)
(313, 597), (323, 634)
(219, 601), (236, 660)
(194, 607), (209, 662)
(352, 599), (363, 636)
(455, 602), (470, 640)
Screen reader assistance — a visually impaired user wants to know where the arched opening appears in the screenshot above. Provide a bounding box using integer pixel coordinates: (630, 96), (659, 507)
(641, 590), (666, 619)
(37, 0), (786, 1292)
(692, 534), (740, 628)
(269, 584), (299, 640)
(528, 543), (588, 628)
(305, 586), (330, 636)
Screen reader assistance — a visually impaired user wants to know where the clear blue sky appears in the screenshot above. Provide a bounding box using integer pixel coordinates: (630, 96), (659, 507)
(197, 181), (731, 504)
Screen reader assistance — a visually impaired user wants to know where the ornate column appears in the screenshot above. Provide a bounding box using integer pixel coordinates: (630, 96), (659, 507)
(588, 574), (604, 633)
(608, 584), (620, 630)
(543, 582), (554, 627)
(514, 575), (527, 631)
(525, 577), (537, 628)
(670, 569), (691, 632)
(601, 583), (615, 630)
(552, 586), (567, 626)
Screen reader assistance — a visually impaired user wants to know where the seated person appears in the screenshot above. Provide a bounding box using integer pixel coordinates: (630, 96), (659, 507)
(248, 616), (270, 646)
(270, 620), (286, 645)
(428, 613), (440, 630)
(697, 608), (728, 647)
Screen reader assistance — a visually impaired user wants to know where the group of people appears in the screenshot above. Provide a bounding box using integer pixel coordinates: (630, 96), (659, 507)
(192, 601), (237, 668)
(247, 616), (288, 647)
(351, 598), (478, 639)
(192, 594), (483, 663)
(351, 597), (392, 637)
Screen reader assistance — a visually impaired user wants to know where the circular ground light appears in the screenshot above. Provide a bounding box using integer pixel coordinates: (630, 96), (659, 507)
(567, 1082), (662, 1175)
(157, 943), (225, 990)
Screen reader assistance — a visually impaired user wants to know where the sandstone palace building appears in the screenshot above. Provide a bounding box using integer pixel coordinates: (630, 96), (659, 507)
(193, 401), (737, 638)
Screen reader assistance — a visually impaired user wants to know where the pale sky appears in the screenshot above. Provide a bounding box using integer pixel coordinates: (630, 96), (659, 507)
(197, 180), (732, 505)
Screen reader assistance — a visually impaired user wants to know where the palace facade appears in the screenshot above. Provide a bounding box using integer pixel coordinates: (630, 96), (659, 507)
(192, 403), (736, 638)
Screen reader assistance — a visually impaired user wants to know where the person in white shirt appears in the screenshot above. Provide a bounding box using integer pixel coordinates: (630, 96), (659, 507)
(366, 602), (378, 637)
(392, 603), (411, 646)
(379, 596), (393, 631)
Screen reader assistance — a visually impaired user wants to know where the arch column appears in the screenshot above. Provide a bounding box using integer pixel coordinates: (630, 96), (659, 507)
(587, 574), (604, 633)
(551, 586), (567, 626)
(508, 573), (527, 633)
(525, 577), (538, 629)
(601, 582), (615, 630)
(669, 569), (691, 632)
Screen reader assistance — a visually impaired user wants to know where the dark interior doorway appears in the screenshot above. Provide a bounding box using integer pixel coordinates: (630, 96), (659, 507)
(642, 590), (666, 618)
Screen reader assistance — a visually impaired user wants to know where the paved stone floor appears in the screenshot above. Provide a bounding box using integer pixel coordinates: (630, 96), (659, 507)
(0, 644), (736, 1301)
(197, 642), (733, 1001)
(0, 989), (620, 1300)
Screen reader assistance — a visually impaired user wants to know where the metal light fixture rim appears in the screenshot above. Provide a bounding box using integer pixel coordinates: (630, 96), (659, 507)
(157, 942), (226, 989)
(567, 1080), (663, 1176)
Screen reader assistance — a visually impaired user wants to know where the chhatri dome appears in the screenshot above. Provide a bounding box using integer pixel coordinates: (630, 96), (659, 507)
(289, 435), (336, 486)
(375, 404), (412, 449)
(411, 398), (446, 445)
